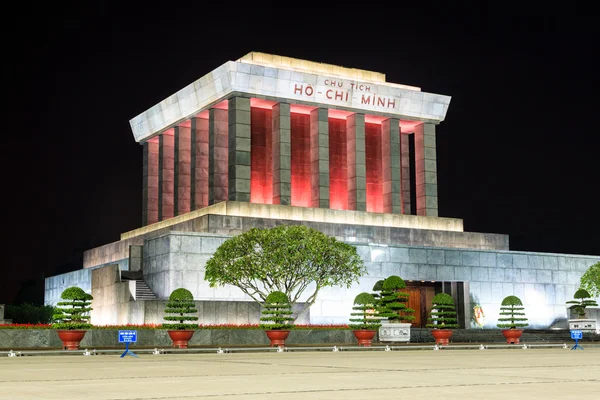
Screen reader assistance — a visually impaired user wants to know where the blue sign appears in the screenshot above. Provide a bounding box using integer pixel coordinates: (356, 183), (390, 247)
(118, 330), (138, 343)
(570, 330), (583, 340)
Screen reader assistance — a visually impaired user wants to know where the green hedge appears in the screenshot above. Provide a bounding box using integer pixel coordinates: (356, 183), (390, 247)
(5, 303), (57, 324)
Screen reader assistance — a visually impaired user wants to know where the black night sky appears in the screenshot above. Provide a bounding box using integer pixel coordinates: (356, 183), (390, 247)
(5, 4), (599, 305)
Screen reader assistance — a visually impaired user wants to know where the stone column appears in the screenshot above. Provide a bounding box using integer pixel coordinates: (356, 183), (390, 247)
(191, 117), (209, 210)
(272, 103), (291, 205)
(310, 108), (329, 208)
(400, 133), (412, 214)
(209, 109), (228, 204)
(174, 125), (191, 216)
(228, 97), (251, 202)
(381, 118), (401, 213)
(158, 134), (175, 220)
(346, 113), (366, 211)
(142, 140), (159, 225)
(415, 123), (438, 216)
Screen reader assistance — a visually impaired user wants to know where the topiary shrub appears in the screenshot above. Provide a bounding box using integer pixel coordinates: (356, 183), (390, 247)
(566, 288), (598, 318)
(162, 288), (199, 330)
(497, 295), (529, 329)
(426, 292), (459, 329)
(378, 276), (415, 323)
(259, 291), (295, 330)
(349, 292), (382, 330)
(52, 287), (93, 330)
(372, 280), (384, 303)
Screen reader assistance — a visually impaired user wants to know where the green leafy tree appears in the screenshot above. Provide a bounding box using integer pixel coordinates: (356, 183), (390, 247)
(162, 288), (199, 330)
(349, 292), (382, 330)
(426, 293), (459, 329)
(378, 276), (415, 323)
(580, 262), (600, 298)
(259, 291), (295, 330)
(52, 287), (93, 330)
(567, 288), (598, 318)
(496, 295), (529, 329)
(205, 225), (365, 318)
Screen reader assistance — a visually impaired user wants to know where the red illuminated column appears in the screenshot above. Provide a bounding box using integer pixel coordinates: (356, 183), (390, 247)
(142, 140), (159, 225)
(174, 125), (191, 216)
(346, 113), (366, 211)
(272, 103), (291, 205)
(158, 133), (175, 220)
(228, 97), (251, 202)
(381, 118), (401, 213)
(310, 108), (329, 208)
(400, 133), (412, 214)
(415, 123), (438, 216)
(191, 117), (209, 210)
(209, 108), (228, 204)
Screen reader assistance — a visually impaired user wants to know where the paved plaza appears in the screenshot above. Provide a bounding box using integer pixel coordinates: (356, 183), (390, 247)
(0, 348), (598, 399)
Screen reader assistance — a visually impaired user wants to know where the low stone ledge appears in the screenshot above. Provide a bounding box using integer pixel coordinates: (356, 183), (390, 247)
(2, 328), (597, 350)
(0, 329), (357, 349)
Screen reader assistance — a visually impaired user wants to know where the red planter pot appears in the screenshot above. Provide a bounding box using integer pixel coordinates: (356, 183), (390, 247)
(431, 329), (453, 346)
(57, 330), (87, 350)
(501, 329), (523, 344)
(265, 330), (290, 347)
(167, 330), (195, 348)
(352, 329), (376, 346)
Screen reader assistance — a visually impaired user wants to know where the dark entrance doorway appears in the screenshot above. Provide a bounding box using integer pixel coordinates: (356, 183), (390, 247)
(403, 281), (470, 328)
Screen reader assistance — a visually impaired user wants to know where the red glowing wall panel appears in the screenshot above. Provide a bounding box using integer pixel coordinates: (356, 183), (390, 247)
(250, 107), (273, 204)
(328, 118), (348, 210)
(174, 126), (192, 216)
(191, 117), (209, 210)
(143, 140), (159, 225)
(365, 122), (383, 213)
(159, 133), (175, 220)
(290, 113), (312, 207)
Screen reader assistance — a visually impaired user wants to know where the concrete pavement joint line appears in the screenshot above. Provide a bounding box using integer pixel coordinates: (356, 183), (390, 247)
(113, 379), (600, 400)
(3, 363), (600, 384)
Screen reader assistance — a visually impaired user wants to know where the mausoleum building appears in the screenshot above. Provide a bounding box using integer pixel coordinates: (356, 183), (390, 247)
(45, 52), (599, 329)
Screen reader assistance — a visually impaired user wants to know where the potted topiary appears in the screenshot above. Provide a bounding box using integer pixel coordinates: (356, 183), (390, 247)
(372, 280), (384, 302)
(52, 286), (93, 350)
(259, 291), (295, 347)
(496, 295), (529, 344)
(426, 292), (459, 345)
(566, 288), (598, 332)
(349, 292), (382, 346)
(378, 275), (415, 342)
(162, 288), (198, 348)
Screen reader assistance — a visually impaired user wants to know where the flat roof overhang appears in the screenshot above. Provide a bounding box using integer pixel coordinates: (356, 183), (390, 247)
(129, 53), (451, 143)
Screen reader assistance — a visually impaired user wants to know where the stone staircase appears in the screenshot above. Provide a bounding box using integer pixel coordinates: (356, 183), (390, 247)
(134, 280), (157, 300)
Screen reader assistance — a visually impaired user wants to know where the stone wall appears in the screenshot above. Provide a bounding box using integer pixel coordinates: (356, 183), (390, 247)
(44, 269), (93, 306)
(142, 232), (599, 329)
(91, 265), (136, 326)
(83, 238), (143, 268)
(2, 328), (599, 349)
(88, 261), (310, 325)
(45, 260), (128, 306)
(86, 211), (509, 270)
(0, 329), (355, 349)
(0, 304), (9, 324)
